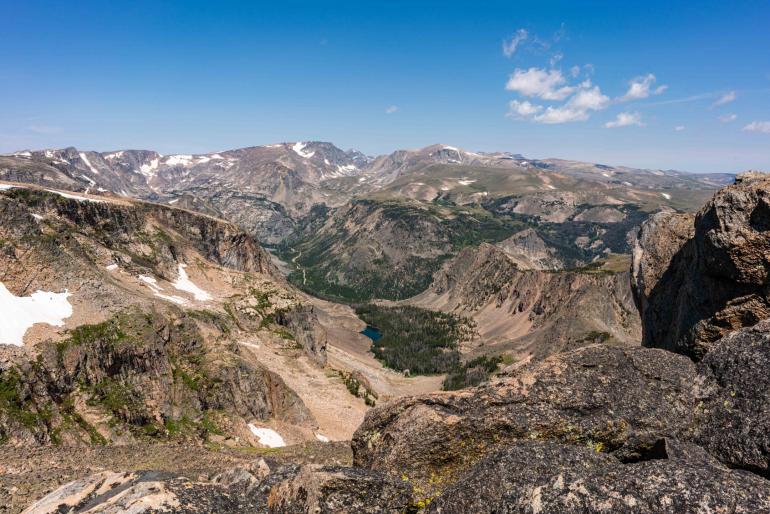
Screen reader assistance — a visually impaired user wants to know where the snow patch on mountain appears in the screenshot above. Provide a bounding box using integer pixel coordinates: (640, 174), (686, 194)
(0, 283), (72, 346)
(292, 142), (315, 159)
(172, 264), (211, 301)
(165, 155), (193, 167)
(139, 158), (160, 177)
(78, 152), (100, 175)
(248, 424), (286, 447)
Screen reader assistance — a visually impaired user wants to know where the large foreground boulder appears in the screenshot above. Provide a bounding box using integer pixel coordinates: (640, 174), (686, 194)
(429, 440), (770, 513)
(633, 173), (770, 359)
(352, 345), (709, 493)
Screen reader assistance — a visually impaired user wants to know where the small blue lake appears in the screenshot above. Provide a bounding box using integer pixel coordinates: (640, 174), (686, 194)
(361, 326), (383, 341)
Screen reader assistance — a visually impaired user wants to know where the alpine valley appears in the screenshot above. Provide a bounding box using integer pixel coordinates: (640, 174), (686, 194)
(6, 142), (770, 513)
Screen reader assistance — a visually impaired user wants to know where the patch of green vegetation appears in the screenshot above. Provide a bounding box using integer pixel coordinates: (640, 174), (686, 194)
(442, 355), (504, 391)
(279, 198), (528, 302)
(337, 371), (377, 406)
(355, 304), (475, 374)
(188, 309), (232, 335)
(0, 368), (53, 432)
(575, 331), (613, 344)
(85, 379), (143, 418)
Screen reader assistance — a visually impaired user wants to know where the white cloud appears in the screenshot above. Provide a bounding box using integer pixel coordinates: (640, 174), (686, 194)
(675, 125), (685, 131)
(506, 75), (610, 125)
(620, 74), (667, 101)
(385, 105), (399, 114)
(567, 85), (610, 111)
(743, 121), (770, 134)
(533, 106), (590, 124)
(570, 65), (581, 78)
(713, 91), (736, 107)
(605, 112), (644, 128)
(506, 100), (543, 118)
(719, 113), (737, 123)
(502, 29), (528, 58)
(549, 52), (563, 67)
(505, 68), (575, 100)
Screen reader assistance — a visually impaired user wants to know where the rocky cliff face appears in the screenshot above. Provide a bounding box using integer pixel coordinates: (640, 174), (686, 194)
(0, 306), (311, 447)
(632, 173), (770, 359)
(0, 185), (331, 452)
(409, 243), (640, 357)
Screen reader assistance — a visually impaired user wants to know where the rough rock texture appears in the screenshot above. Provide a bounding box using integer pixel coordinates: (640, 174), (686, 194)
(0, 307), (311, 446)
(429, 440), (770, 513)
(276, 305), (328, 366)
(352, 345), (707, 492)
(266, 466), (412, 513)
(633, 175), (770, 358)
(23, 463), (413, 514)
(694, 319), (770, 477)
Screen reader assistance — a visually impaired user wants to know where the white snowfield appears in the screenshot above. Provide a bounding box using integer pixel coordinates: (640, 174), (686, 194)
(661, 192), (672, 200)
(138, 275), (188, 305)
(173, 264), (211, 301)
(248, 424), (286, 448)
(0, 283), (73, 346)
(315, 432), (330, 443)
(292, 142), (315, 159)
(0, 184), (25, 190)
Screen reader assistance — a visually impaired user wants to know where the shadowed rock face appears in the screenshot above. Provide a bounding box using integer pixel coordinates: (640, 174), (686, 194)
(694, 319), (770, 477)
(632, 174), (770, 359)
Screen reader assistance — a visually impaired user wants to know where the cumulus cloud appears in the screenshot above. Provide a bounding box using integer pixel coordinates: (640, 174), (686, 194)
(502, 29), (528, 58)
(567, 84), (610, 111)
(605, 112), (644, 128)
(743, 121), (770, 134)
(675, 125), (685, 131)
(533, 105), (590, 124)
(505, 70), (610, 124)
(713, 91), (736, 107)
(506, 100), (543, 118)
(505, 67), (576, 101)
(719, 113), (737, 123)
(385, 105), (399, 114)
(620, 74), (667, 101)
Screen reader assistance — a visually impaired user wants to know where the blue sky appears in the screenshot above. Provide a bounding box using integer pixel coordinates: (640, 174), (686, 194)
(1, 0), (768, 173)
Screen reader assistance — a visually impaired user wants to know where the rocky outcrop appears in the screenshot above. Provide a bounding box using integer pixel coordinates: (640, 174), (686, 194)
(352, 345), (705, 491)
(352, 328), (770, 494)
(429, 440), (770, 513)
(0, 307), (312, 446)
(694, 319), (770, 477)
(24, 463), (412, 514)
(266, 466), (412, 513)
(495, 228), (565, 269)
(632, 174), (770, 359)
(275, 305), (328, 366)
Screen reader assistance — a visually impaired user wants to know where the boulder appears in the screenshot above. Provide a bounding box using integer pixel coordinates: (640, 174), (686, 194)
(632, 175), (770, 359)
(429, 440), (770, 513)
(352, 345), (708, 493)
